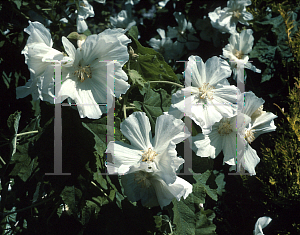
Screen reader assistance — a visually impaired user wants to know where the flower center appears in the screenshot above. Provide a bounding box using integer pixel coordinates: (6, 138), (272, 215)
(218, 119), (233, 136)
(233, 10), (241, 18)
(234, 49), (244, 59)
(141, 148), (157, 163)
(245, 129), (255, 144)
(198, 83), (215, 100)
(80, 2), (87, 7)
(134, 171), (152, 188)
(251, 105), (264, 120)
(74, 64), (92, 82)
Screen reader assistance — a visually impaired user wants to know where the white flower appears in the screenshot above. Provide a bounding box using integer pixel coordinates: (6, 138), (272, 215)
(192, 114), (259, 174)
(239, 91), (265, 122)
(16, 21), (65, 103)
(106, 112), (190, 184)
(110, 10), (136, 32)
(209, 0), (253, 34)
(253, 216), (272, 235)
(171, 55), (239, 134)
(158, 0), (170, 8)
(167, 12), (199, 50)
(149, 28), (183, 61)
(120, 163), (192, 209)
(105, 112), (191, 208)
(52, 28), (131, 119)
(77, 0), (95, 33)
(193, 107), (277, 175)
(223, 29), (261, 81)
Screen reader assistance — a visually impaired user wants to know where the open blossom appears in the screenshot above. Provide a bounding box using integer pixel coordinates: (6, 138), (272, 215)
(106, 112), (190, 183)
(149, 28), (183, 61)
(16, 21), (65, 103)
(171, 55), (239, 134)
(192, 102), (277, 175)
(54, 28), (131, 119)
(77, 0), (95, 33)
(223, 29), (261, 81)
(110, 10), (136, 32)
(167, 12), (199, 50)
(105, 112), (192, 208)
(209, 0), (253, 34)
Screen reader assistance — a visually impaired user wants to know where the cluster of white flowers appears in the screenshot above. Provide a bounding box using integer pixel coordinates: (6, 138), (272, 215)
(17, 21), (131, 119)
(169, 55), (277, 175)
(106, 112), (192, 208)
(209, 0), (253, 35)
(149, 12), (199, 60)
(15, 0), (278, 210)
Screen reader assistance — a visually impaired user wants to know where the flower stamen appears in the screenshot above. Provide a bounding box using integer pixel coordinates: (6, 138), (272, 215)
(233, 10), (241, 19)
(234, 49), (244, 59)
(218, 119), (233, 136)
(74, 65), (92, 82)
(198, 83), (215, 100)
(140, 148), (158, 163)
(245, 129), (255, 144)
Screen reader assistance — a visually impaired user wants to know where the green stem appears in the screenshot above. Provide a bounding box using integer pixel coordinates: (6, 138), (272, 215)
(16, 130), (38, 137)
(0, 196), (53, 217)
(148, 81), (184, 88)
(0, 156), (6, 165)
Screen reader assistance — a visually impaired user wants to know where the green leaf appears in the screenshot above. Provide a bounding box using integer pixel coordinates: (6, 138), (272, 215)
(13, 0), (21, 9)
(7, 111), (21, 156)
(3, 71), (12, 89)
(82, 116), (122, 156)
(191, 169), (218, 201)
(128, 69), (145, 88)
(60, 185), (77, 215)
(126, 34), (180, 92)
(133, 82), (172, 132)
(127, 25), (139, 40)
(195, 209), (217, 235)
(250, 37), (279, 83)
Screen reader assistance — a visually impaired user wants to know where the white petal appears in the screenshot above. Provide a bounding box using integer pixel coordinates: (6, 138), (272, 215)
(24, 21), (52, 47)
(252, 112), (277, 138)
(77, 17), (88, 33)
(242, 144), (260, 175)
(254, 216), (272, 235)
(187, 55), (206, 87)
(205, 56), (232, 85)
(192, 133), (219, 158)
(222, 132), (238, 164)
(120, 112), (153, 150)
(106, 141), (142, 174)
(152, 176), (184, 209)
(62, 36), (76, 59)
(242, 91), (265, 117)
(153, 113), (190, 153)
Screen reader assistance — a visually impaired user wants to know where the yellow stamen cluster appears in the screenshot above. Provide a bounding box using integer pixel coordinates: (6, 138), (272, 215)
(218, 119), (233, 136)
(74, 65), (92, 82)
(199, 83), (215, 100)
(234, 49), (244, 59)
(233, 10), (241, 19)
(141, 148), (158, 163)
(245, 129), (255, 144)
